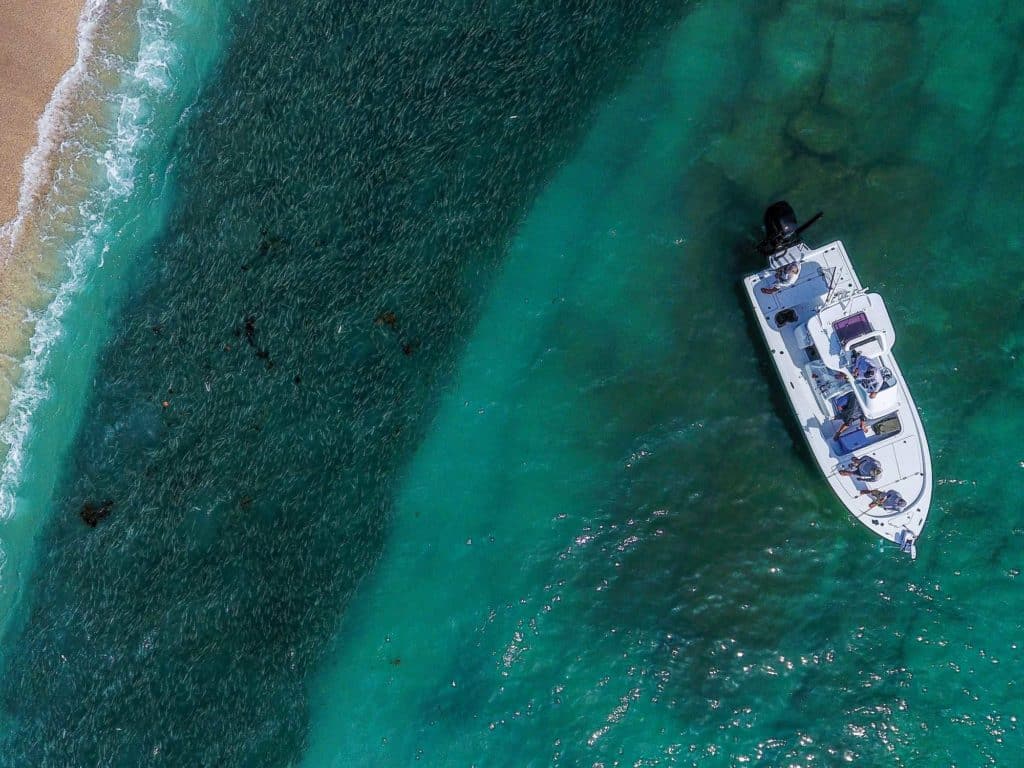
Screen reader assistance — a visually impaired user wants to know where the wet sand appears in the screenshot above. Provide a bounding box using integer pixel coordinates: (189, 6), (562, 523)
(0, 0), (84, 225)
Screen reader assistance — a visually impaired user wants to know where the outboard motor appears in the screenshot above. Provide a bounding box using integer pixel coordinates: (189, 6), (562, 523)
(758, 200), (823, 256)
(764, 201), (798, 244)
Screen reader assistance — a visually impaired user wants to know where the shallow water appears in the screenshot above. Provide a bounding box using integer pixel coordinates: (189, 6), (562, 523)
(2, 0), (1023, 765)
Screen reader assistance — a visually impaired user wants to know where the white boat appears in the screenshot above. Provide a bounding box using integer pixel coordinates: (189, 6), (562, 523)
(742, 202), (932, 558)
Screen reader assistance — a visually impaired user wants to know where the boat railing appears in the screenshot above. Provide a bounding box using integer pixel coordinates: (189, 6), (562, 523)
(821, 284), (867, 312)
(822, 266), (839, 304)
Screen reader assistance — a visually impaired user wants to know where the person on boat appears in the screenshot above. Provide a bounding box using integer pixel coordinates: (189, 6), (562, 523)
(760, 262), (800, 294)
(862, 488), (907, 512)
(839, 455), (882, 481)
(833, 395), (865, 439)
(851, 355), (884, 398)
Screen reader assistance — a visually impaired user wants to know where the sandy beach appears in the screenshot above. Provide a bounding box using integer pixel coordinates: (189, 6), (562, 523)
(0, 0), (84, 225)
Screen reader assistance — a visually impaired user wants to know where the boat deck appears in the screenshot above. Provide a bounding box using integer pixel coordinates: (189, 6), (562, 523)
(742, 240), (931, 547)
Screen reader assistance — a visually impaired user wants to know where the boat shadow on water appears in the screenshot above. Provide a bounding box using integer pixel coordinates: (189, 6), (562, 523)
(728, 232), (818, 474)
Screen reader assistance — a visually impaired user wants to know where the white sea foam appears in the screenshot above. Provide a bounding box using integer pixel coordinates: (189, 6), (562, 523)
(0, 0), (202, 524)
(0, 0), (102, 253)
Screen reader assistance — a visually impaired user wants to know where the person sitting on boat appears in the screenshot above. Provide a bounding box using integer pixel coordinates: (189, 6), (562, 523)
(833, 394), (864, 439)
(760, 262), (800, 294)
(851, 354), (884, 398)
(862, 488), (907, 512)
(839, 455), (882, 481)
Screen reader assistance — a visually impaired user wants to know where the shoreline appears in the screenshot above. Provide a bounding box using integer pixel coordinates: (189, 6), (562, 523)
(0, 0), (85, 227)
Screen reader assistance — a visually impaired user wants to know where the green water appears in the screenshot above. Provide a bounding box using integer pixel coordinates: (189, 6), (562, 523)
(2, 0), (1024, 765)
(299, 3), (1023, 764)
(0, 0), (241, 657)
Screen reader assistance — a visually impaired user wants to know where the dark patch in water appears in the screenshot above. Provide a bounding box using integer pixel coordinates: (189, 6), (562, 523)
(243, 314), (257, 345)
(79, 499), (114, 528)
(375, 310), (399, 330)
(0, 1), (692, 765)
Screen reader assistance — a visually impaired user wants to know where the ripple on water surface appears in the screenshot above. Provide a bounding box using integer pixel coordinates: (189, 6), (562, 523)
(301, 1), (1024, 765)
(0, 0), (696, 765)
(2, 0), (1023, 765)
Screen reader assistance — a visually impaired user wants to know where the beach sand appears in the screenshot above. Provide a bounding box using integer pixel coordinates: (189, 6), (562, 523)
(0, 0), (84, 225)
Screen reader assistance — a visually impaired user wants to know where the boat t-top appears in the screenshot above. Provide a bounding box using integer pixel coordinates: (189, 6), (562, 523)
(742, 202), (932, 558)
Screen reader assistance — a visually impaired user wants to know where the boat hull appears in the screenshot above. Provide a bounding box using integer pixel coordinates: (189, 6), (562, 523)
(742, 240), (932, 552)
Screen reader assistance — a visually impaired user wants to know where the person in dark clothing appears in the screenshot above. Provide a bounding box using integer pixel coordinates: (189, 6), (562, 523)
(862, 488), (907, 512)
(840, 455), (882, 481)
(833, 394), (865, 439)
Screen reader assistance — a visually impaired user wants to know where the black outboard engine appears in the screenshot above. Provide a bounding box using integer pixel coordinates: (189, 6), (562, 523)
(757, 200), (823, 256)
(764, 201), (798, 244)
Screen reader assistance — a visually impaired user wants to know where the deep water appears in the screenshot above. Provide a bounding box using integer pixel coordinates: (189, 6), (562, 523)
(3, 0), (1024, 766)
(0, 0), (691, 765)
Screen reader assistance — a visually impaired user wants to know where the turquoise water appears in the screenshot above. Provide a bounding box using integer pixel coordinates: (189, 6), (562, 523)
(2, 0), (1023, 765)
(0, 0), (241, 625)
